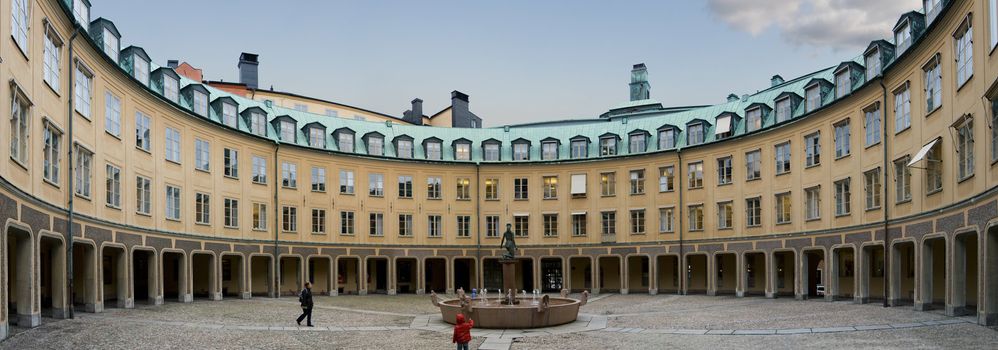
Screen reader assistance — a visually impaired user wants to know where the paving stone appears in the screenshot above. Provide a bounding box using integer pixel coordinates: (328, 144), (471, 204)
(671, 329), (708, 335)
(732, 329), (776, 335)
(776, 328), (811, 334)
(853, 324), (891, 330)
(890, 323), (922, 328)
(706, 329), (734, 335)
(811, 327), (854, 333)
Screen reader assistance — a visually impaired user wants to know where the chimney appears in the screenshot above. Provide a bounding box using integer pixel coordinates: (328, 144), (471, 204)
(238, 52), (259, 89)
(629, 63), (650, 101)
(771, 74), (784, 87)
(726, 93), (739, 102)
(450, 90), (481, 128)
(402, 98), (424, 125)
(167, 60), (178, 69)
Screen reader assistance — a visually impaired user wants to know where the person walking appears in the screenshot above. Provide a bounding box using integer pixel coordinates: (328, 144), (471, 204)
(296, 281), (314, 327)
(452, 313), (474, 350)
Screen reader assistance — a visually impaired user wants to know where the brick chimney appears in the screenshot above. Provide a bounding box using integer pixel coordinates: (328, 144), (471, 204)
(238, 52), (259, 89)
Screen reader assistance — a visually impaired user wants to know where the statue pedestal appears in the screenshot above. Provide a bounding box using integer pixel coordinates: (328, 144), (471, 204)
(500, 259), (519, 304)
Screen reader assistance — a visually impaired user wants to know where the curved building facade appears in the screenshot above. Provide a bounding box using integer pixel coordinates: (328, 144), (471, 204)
(1, 0), (997, 337)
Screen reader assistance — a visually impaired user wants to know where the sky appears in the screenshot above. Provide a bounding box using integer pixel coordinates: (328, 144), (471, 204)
(91, 0), (920, 126)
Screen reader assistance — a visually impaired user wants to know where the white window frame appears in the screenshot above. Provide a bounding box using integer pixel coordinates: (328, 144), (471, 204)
(104, 91), (121, 137)
(165, 127), (181, 163)
(74, 63), (93, 118)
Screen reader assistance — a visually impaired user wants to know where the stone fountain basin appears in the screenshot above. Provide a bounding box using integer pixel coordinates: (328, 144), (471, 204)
(438, 297), (581, 329)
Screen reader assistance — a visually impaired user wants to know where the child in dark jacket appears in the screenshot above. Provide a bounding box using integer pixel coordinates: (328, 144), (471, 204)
(452, 313), (474, 350)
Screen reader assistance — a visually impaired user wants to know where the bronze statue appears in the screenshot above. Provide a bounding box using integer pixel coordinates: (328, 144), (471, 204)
(500, 223), (517, 259)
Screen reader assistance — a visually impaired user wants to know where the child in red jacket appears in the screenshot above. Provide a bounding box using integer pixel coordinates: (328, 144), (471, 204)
(452, 313), (474, 350)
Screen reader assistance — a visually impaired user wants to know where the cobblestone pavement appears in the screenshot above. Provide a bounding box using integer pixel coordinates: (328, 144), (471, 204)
(1, 294), (994, 349)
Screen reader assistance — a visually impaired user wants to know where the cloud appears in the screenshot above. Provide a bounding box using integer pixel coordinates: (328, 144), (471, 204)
(707, 0), (919, 51)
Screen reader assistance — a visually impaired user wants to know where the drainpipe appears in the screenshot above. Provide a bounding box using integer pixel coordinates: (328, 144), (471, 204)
(676, 147), (685, 295)
(65, 27), (81, 320)
(475, 162), (481, 289)
(879, 79), (890, 308)
(273, 140), (280, 298)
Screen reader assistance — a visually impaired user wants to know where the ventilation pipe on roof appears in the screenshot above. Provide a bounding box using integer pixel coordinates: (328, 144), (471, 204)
(771, 74), (785, 87)
(727, 94), (740, 102)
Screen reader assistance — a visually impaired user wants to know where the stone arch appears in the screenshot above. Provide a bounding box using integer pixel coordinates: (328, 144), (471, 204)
(219, 252), (246, 299)
(278, 254), (303, 297)
(37, 230), (67, 319)
(917, 233), (947, 310)
(160, 248), (190, 302)
(771, 249), (797, 298)
(829, 244), (857, 300)
(624, 254), (651, 294)
(334, 255), (361, 295)
(655, 254), (680, 294)
(99, 242), (130, 308)
(4, 220), (37, 328)
(248, 253), (275, 298)
(129, 246), (160, 305)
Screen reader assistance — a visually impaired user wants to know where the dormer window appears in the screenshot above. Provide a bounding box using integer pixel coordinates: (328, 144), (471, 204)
(512, 141), (529, 161)
(628, 133), (646, 153)
(397, 139), (413, 159)
(924, 0), (941, 24)
(865, 48), (881, 78)
(249, 111), (266, 136)
(73, 0), (90, 28)
(309, 127), (326, 148)
(222, 102), (238, 128)
(805, 86), (821, 112)
(163, 75), (179, 102)
(454, 141), (471, 160)
(134, 56), (149, 86)
(483, 142), (500, 161)
(541, 141), (558, 160)
(658, 128), (675, 149)
(193, 90), (208, 116)
(895, 22), (912, 54)
(599, 136), (617, 156)
(746, 107), (762, 132)
(338, 132), (354, 152)
(571, 138), (589, 159)
(280, 120), (296, 142)
(366, 135), (384, 156)
(425, 141), (442, 160)
(102, 28), (118, 62)
(687, 123), (704, 145)
(835, 70), (851, 98)
(715, 114), (733, 139)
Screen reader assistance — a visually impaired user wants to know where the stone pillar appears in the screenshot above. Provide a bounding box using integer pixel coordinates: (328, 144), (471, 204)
(358, 258), (368, 296)
(706, 254), (717, 296)
(388, 258), (397, 296)
(735, 253), (746, 298)
(648, 256), (658, 295)
(765, 252), (776, 299)
(915, 242), (932, 311)
(620, 257), (629, 295)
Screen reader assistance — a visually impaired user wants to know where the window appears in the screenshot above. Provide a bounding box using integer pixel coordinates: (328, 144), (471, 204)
(514, 178), (529, 200)
(571, 140), (588, 158)
(629, 134), (646, 153)
(571, 174), (587, 197)
(134, 57), (149, 86)
(281, 162), (297, 188)
(658, 208), (674, 233)
(428, 215), (442, 237)
(280, 120), (295, 142)
(338, 133), (357, 153)
(43, 27), (62, 91)
(311, 209), (326, 234)
(924, 57), (942, 113)
(717, 202), (733, 229)
(687, 123), (704, 145)
(250, 112), (266, 136)
(325, 109), (338, 117)
(894, 157), (912, 202)
(601, 211), (616, 236)
(454, 142), (470, 160)
(10, 89), (30, 164)
(630, 210), (646, 234)
(715, 115), (733, 139)
(600, 137), (617, 156)
(136, 176), (151, 215)
(165, 127), (181, 163)
(542, 214), (558, 237)
(165, 185), (181, 220)
(294, 104), (308, 112)
(164, 76), (179, 103)
(804, 132), (820, 167)
(195, 139), (210, 171)
(102, 28), (118, 62)
(746, 197), (761, 227)
(369, 213), (384, 236)
(925, 0), (942, 23)
(398, 214), (412, 236)
(926, 143), (943, 193)
(717, 157), (732, 185)
(834, 120), (851, 158)
(43, 123), (61, 184)
(688, 162), (703, 188)
(992, 0), (998, 49)
(105, 164), (121, 208)
(957, 20), (974, 87)
(543, 176), (558, 199)
(658, 129), (675, 149)
(253, 203), (267, 230)
(398, 175), (413, 198)
(74, 145), (93, 198)
(483, 143), (500, 161)
(600, 172), (616, 196)
(252, 156), (267, 184)
(72, 0), (89, 28)
(775, 142), (791, 174)
(513, 142), (529, 160)
(192, 91), (208, 116)
(309, 128), (326, 148)
(865, 49), (881, 78)
(746, 150), (761, 180)
(775, 193), (792, 224)
(75, 65), (93, 118)
(223, 148), (238, 177)
(735, 109), (757, 134)
(629, 170), (645, 194)
(367, 136), (384, 156)
(542, 142), (558, 160)
(896, 22), (912, 53)
(427, 176), (441, 199)
(456, 177), (470, 200)
(778, 96), (794, 122)
(337, 169), (354, 194)
(805, 187), (820, 220)
(485, 178), (499, 200)
(572, 213), (587, 236)
(865, 168), (881, 210)
(457, 216), (471, 237)
(224, 198), (239, 228)
(195, 193), (210, 224)
(659, 166), (675, 192)
(863, 105), (881, 147)
(894, 85), (911, 132)
(514, 215), (529, 237)
(835, 70), (851, 98)
(834, 178), (851, 216)
(11, 0), (29, 54)
(486, 216), (500, 237)
(282, 206), (298, 232)
(427, 141), (442, 160)
(369, 173), (384, 196)
(806, 86), (820, 112)
(688, 205), (703, 231)
(957, 118), (975, 179)
(397, 139), (414, 159)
